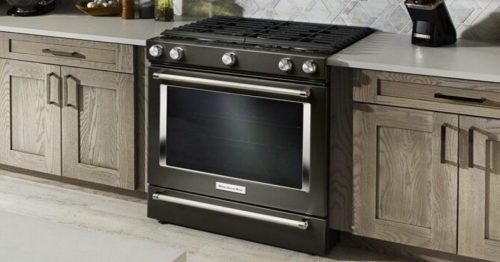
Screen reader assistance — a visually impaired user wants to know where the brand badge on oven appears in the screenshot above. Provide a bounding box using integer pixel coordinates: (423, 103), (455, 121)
(216, 182), (246, 194)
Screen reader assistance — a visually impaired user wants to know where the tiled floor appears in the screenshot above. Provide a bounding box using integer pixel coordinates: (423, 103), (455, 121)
(0, 169), (404, 262)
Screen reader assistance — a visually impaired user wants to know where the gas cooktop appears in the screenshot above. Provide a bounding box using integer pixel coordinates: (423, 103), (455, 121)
(160, 16), (374, 54)
(148, 17), (374, 81)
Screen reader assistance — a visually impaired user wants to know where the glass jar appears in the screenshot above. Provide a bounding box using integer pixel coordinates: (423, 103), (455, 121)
(155, 0), (174, 21)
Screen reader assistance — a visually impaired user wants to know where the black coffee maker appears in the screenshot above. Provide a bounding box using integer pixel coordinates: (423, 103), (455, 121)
(405, 0), (457, 47)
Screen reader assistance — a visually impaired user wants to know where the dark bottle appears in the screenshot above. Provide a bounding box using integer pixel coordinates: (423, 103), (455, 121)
(138, 0), (154, 18)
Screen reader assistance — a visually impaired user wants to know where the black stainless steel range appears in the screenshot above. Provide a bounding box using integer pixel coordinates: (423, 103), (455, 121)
(147, 16), (373, 255)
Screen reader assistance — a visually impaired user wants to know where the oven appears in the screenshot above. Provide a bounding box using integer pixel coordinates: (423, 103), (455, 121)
(148, 66), (329, 220)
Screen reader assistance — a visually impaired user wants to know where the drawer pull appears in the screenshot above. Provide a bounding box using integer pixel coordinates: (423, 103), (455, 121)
(152, 193), (309, 230)
(434, 93), (485, 104)
(42, 49), (85, 59)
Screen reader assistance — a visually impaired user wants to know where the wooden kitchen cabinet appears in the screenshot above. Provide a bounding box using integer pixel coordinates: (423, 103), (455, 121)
(61, 67), (135, 190)
(352, 103), (458, 253)
(0, 59), (62, 176)
(459, 116), (500, 261)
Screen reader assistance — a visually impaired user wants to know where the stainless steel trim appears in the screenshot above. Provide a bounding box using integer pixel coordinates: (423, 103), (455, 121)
(152, 193), (309, 229)
(158, 84), (312, 192)
(413, 33), (432, 39)
(153, 73), (310, 98)
(405, 0), (443, 10)
(159, 84), (168, 166)
(302, 104), (312, 192)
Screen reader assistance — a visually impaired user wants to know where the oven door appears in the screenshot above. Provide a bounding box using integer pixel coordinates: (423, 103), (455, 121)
(148, 67), (328, 217)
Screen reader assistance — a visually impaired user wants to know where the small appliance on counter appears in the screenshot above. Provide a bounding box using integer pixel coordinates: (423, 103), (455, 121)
(6, 0), (55, 16)
(405, 0), (456, 47)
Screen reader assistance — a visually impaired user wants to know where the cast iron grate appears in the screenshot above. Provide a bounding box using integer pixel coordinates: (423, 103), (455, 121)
(161, 16), (374, 53)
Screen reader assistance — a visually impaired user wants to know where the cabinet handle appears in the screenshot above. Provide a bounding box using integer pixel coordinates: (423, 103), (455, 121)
(441, 124), (447, 164)
(434, 93), (486, 104)
(63, 74), (78, 108)
(46, 73), (54, 105)
(42, 49), (82, 58)
(469, 127), (474, 168)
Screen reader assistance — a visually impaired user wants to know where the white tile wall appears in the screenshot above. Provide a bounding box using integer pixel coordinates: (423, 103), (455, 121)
(59, 0), (500, 41)
(171, 0), (500, 41)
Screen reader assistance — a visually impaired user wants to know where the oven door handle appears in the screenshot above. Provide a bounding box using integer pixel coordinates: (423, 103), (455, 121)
(153, 73), (310, 98)
(152, 193), (309, 230)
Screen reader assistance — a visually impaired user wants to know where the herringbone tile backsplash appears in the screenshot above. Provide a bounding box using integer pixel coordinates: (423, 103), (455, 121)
(58, 0), (499, 41)
(171, 0), (500, 41)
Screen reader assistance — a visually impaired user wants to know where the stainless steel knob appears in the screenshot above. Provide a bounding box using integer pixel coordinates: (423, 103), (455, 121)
(222, 52), (237, 66)
(149, 45), (164, 57)
(302, 60), (318, 74)
(278, 58), (294, 72)
(169, 47), (184, 60)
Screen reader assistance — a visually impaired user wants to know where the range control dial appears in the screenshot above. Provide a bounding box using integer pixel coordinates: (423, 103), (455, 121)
(278, 58), (294, 72)
(222, 52), (237, 66)
(149, 45), (164, 57)
(169, 47), (184, 60)
(302, 60), (318, 74)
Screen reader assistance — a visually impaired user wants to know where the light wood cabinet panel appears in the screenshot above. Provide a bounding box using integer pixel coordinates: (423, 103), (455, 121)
(0, 59), (61, 175)
(459, 116), (500, 261)
(353, 103), (458, 253)
(61, 67), (135, 190)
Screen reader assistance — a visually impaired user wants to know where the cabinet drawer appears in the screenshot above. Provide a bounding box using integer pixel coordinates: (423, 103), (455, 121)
(354, 70), (500, 119)
(0, 33), (133, 73)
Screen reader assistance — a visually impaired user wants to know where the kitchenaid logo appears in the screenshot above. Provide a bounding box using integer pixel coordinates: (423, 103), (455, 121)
(216, 182), (246, 194)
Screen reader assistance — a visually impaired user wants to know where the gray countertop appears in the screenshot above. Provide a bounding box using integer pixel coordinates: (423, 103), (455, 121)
(0, 4), (197, 46)
(328, 32), (500, 83)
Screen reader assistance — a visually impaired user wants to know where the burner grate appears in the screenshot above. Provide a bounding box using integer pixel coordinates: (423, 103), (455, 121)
(161, 16), (374, 53)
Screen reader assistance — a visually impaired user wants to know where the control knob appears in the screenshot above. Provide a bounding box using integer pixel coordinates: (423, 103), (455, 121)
(149, 45), (164, 57)
(278, 58), (294, 72)
(222, 52), (237, 66)
(302, 60), (318, 74)
(169, 47), (184, 60)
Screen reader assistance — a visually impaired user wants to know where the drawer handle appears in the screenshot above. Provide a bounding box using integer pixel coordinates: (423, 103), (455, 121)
(152, 193), (309, 230)
(434, 93), (486, 104)
(42, 49), (84, 59)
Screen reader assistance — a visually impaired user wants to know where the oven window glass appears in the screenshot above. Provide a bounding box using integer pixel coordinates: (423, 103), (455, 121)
(166, 86), (304, 189)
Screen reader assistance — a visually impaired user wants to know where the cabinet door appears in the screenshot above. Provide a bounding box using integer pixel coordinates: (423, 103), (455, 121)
(61, 67), (134, 190)
(353, 103), (458, 253)
(459, 116), (500, 261)
(0, 59), (61, 175)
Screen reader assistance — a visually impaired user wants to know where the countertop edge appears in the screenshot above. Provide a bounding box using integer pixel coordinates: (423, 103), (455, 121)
(327, 59), (500, 84)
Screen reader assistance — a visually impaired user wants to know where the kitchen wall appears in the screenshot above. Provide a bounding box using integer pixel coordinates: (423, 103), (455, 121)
(171, 0), (500, 41)
(58, 0), (500, 41)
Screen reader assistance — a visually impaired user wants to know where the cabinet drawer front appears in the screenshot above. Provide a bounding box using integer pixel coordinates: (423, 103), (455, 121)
(0, 33), (133, 74)
(354, 70), (500, 118)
